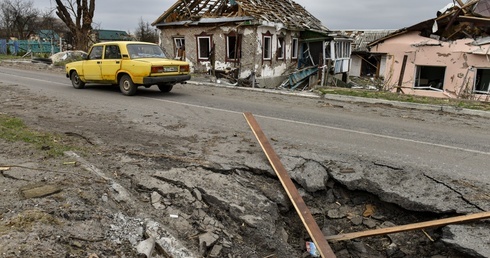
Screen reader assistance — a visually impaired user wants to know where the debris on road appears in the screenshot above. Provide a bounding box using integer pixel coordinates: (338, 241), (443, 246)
(243, 112), (336, 258)
(326, 211), (490, 242)
(21, 184), (62, 199)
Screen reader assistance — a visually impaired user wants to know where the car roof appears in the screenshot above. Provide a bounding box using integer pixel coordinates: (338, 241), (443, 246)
(92, 41), (158, 47)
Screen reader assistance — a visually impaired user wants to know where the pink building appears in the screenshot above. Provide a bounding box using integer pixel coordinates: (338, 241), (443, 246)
(368, 1), (490, 102)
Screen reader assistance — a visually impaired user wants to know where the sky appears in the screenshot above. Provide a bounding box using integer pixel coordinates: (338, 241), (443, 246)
(33, 0), (454, 32)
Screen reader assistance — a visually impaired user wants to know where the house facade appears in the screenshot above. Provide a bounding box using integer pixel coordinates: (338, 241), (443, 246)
(368, 1), (490, 101)
(152, 0), (348, 88)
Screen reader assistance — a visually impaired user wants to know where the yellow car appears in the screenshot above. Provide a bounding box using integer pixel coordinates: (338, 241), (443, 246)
(65, 41), (191, 96)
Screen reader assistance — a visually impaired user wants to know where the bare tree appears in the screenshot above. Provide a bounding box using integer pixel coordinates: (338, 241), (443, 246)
(40, 10), (69, 35)
(54, 0), (95, 51)
(135, 17), (158, 43)
(0, 0), (39, 39)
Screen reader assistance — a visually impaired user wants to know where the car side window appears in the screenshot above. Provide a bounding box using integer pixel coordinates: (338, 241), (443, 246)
(88, 46), (103, 60)
(104, 45), (121, 59)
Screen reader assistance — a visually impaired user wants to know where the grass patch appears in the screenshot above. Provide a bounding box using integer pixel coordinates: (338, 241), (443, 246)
(0, 54), (23, 61)
(0, 114), (78, 157)
(316, 87), (490, 111)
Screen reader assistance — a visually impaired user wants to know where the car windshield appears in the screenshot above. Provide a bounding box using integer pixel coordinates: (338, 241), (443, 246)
(126, 44), (166, 58)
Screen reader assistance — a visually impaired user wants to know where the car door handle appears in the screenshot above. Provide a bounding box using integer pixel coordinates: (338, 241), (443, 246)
(115, 61), (120, 64)
(97, 61), (102, 64)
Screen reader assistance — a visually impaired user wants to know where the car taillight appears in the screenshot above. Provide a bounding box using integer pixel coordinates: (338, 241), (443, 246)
(151, 66), (164, 73)
(180, 65), (189, 72)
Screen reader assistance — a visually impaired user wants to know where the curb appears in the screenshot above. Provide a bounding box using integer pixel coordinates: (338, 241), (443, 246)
(186, 79), (490, 118)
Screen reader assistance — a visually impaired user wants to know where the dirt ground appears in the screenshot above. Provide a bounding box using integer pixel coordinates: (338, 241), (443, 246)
(0, 61), (484, 258)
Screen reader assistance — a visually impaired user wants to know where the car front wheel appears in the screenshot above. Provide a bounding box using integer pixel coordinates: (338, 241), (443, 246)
(119, 75), (137, 96)
(157, 84), (173, 93)
(70, 71), (85, 89)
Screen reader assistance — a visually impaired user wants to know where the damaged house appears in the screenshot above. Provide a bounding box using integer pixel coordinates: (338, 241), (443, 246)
(368, 0), (490, 101)
(152, 0), (351, 88)
(341, 30), (396, 78)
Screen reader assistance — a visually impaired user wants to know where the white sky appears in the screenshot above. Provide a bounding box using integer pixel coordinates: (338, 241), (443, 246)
(33, 0), (454, 32)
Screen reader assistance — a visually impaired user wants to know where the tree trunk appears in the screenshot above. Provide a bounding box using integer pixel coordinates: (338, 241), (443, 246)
(55, 0), (95, 51)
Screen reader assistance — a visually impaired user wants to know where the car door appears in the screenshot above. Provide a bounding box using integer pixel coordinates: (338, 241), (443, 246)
(83, 45), (103, 81)
(101, 44), (122, 82)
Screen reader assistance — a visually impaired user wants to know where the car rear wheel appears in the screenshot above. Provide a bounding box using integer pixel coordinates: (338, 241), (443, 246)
(119, 75), (137, 96)
(70, 71), (85, 89)
(157, 84), (173, 93)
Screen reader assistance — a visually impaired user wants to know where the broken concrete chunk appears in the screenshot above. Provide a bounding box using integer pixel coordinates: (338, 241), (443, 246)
(363, 218), (377, 229)
(208, 244), (223, 258)
(111, 182), (133, 204)
(199, 232), (219, 249)
(289, 160), (329, 192)
(136, 237), (155, 258)
(350, 215), (363, 226)
(442, 224), (490, 257)
(327, 209), (346, 219)
(193, 188), (202, 201)
(153, 167), (278, 234)
(21, 184), (62, 199)
(240, 214), (264, 228)
(151, 191), (162, 204)
(144, 219), (197, 257)
(151, 191), (164, 209)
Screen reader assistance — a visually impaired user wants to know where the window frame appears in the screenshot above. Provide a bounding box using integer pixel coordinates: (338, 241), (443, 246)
(262, 31), (273, 62)
(173, 37), (185, 60)
(225, 31), (241, 62)
(103, 44), (121, 59)
(474, 68), (490, 94)
(414, 65), (446, 91)
(277, 36), (285, 60)
(196, 33), (212, 61)
(88, 46), (103, 60)
(291, 38), (299, 60)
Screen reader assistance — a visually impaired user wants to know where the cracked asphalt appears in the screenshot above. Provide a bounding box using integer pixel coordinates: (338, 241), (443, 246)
(1, 61), (489, 257)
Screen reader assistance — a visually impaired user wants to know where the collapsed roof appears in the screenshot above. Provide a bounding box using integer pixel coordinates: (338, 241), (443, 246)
(341, 30), (397, 52)
(369, 0), (490, 47)
(152, 0), (329, 33)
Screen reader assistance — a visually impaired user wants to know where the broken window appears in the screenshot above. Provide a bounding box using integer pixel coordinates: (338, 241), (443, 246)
(332, 40), (351, 60)
(414, 65), (446, 91)
(262, 32), (272, 61)
(277, 36), (285, 60)
(474, 68), (490, 94)
(330, 40), (351, 73)
(226, 32), (241, 62)
(174, 37), (185, 60)
(292, 38), (299, 60)
(197, 35), (211, 61)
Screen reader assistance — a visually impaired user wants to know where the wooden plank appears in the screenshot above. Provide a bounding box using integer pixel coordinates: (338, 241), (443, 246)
(326, 211), (490, 241)
(243, 112), (336, 258)
(397, 55), (408, 93)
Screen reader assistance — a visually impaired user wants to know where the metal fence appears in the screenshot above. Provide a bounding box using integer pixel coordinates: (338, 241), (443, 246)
(0, 39), (61, 55)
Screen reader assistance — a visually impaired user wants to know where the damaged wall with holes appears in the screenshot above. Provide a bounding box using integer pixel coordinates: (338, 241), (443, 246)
(368, 0), (490, 101)
(158, 24), (301, 82)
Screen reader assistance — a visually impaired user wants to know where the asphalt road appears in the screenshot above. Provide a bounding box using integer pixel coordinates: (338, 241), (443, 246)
(1, 65), (489, 202)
